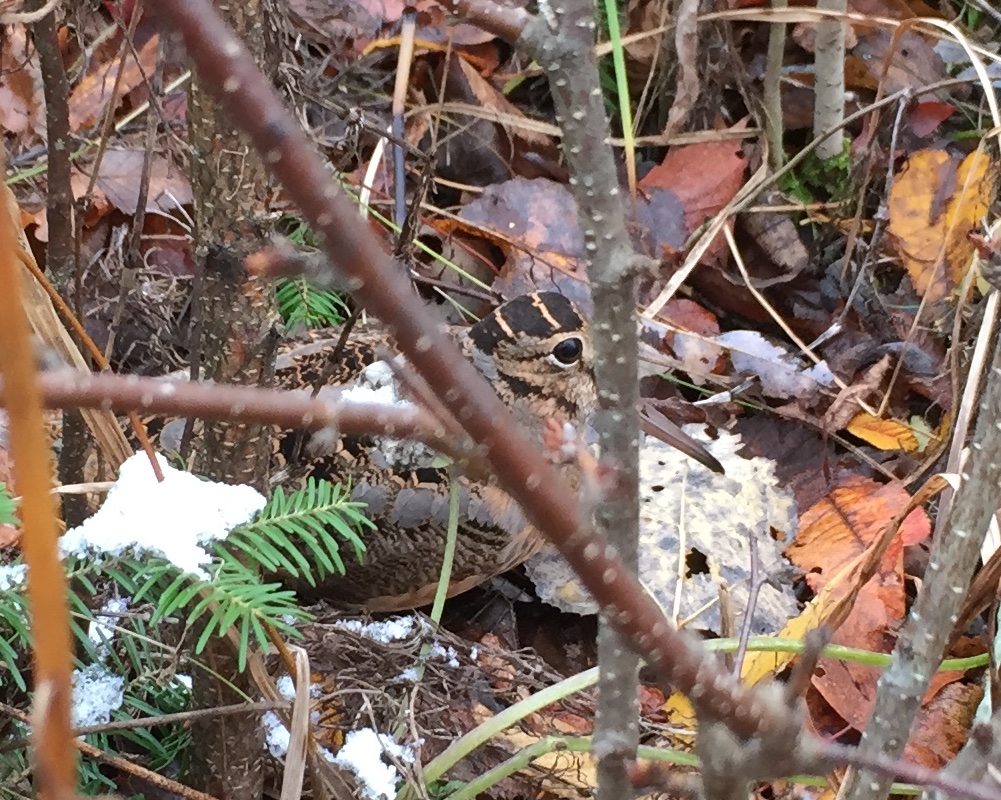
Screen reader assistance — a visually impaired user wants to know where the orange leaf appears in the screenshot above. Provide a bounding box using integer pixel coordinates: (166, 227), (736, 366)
(785, 476), (931, 580)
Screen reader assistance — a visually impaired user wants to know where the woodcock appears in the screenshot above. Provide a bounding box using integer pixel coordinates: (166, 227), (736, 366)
(269, 291), (720, 611)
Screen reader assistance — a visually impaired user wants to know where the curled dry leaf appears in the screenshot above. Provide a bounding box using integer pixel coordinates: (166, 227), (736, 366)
(650, 298), (724, 383)
(716, 330), (835, 400)
(450, 177), (591, 308)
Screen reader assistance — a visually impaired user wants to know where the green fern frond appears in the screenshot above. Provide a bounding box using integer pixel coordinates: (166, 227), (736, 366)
(145, 557), (305, 671)
(0, 588), (30, 691)
(227, 477), (371, 586)
(276, 277), (348, 329)
(0, 483), (18, 526)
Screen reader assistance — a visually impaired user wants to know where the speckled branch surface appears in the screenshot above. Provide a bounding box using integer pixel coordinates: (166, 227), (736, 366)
(0, 371), (466, 468)
(449, 1), (645, 795)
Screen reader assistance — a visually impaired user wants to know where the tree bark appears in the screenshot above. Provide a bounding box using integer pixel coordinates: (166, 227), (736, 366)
(184, 2), (281, 797)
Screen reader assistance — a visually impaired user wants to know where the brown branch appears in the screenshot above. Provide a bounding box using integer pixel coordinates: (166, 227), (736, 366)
(148, 0), (798, 751)
(30, 0), (89, 525)
(0, 155), (76, 799)
(0, 369), (460, 455)
(30, 0), (73, 283)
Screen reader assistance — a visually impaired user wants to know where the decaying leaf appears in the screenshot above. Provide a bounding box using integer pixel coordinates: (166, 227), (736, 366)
(69, 34), (160, 131)
(742, 476), (930, 685)
(526, 431), (800, 636)
(887, 149), (994, 302)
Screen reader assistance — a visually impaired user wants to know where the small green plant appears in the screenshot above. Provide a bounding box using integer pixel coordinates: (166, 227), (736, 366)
(276, 277), (349, 329)
(0, 476), (371, 788)
(275, 215), (349, 329)
(779, 137), (853, 204)
(0, 483), (17, 526)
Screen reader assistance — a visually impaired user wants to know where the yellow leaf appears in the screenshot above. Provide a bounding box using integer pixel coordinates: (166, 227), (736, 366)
(887, 149), (994, 302)
(847, 412), (919, 451)
(661, 692), (697, 745)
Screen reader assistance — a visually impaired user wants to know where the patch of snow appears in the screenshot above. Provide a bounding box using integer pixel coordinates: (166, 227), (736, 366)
(263, 711), (291, 758)
(332, 729), (414, 800)
(0, 563), (26, 591)
(341, 361), (439, 469)
(275, 675), (296, 699)
(427, 641), (460, 668)
(264, 676), (326, 757)
(72, 663), (124, 729)
(88, 596), (129, 651)
(59, 452), (267, 579)
(396, 666), (419, 682)
(333, 615), (425, 644)
(341, 361), (407, 407)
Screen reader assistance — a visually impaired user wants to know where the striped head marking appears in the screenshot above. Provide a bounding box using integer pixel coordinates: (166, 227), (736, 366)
(467, 292), (595, 424)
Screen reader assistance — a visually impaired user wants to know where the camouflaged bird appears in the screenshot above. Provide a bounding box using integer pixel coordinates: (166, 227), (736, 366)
(273, 292), (596, 611)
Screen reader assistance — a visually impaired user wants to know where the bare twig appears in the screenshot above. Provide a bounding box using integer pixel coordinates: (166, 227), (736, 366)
(0, 152), (76, 800)
(813, 0), (848, 161)
(922, 714), (1001, 799)
(30, 0), (91, 524)
(0, 370), (461, 460)
(763, 0), (788, 171)
(0, 701), (221, 800)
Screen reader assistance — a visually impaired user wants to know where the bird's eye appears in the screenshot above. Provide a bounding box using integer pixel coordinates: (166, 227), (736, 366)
(550, 337), (583, 366)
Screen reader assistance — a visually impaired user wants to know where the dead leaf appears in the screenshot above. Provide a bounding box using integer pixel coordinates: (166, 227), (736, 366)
(452, 177), (591, 308)
(846, 412), (920, 452)
(904, 681), (983, 768)
(655, 299), (724, 381)
(0, 26), (42, 136)
(469, 703), (597, 791)
(639, 128), (747, 243)
(75, 150), (192, 216)
(887, 149), (994, 302)
(785, 476), (931, 581)
(661, 692), (696, 745)
(716, 329), (834, 400)
(69, 35), (160, 131)
(908, 101), (956, 138)
(456, 57), (551, 149)
(741, 477), (931, 684)
(850, 28), (949, 100)
(736, 202), (809, 286)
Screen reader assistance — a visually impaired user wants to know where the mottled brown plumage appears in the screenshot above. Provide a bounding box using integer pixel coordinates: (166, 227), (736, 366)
(275, 292), (594, 610)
